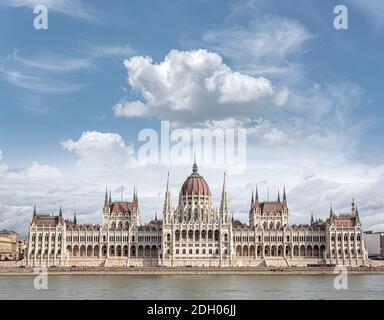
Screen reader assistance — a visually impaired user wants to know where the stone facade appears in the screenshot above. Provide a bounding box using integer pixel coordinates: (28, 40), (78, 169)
(26, 163), (368, 268)
(0, 231), (25, 261)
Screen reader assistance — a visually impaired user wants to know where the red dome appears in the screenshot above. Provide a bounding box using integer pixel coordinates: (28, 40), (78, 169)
(181, 163), (211, 196)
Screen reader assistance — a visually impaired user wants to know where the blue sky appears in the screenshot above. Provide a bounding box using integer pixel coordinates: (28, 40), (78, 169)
(0, 0), (384, 236)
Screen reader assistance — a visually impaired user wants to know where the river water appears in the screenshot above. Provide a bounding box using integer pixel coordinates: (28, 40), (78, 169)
(0, 274), (383, 299)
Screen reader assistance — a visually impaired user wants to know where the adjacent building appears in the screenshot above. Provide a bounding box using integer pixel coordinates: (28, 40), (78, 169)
(0, 230), (25, 261)
(363, 231), (384, 259)
(26, 162), (369, 267)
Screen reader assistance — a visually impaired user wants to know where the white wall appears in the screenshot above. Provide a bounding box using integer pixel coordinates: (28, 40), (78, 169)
(363, 233), (381, 256)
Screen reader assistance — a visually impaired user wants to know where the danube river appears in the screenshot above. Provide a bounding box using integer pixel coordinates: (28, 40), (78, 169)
(0, 274), (383, 299)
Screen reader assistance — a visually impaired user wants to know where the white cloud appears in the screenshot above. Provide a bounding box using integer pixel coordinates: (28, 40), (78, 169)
(200, 16), (311, 78)
(2, 0), (96, 20)
(113, 101), (147, 117)
(82, 44), (136, 59)
(0, 51), (88, 94)
(9, 50), (92, 73)
(114, 49), (287, 123)
(26, 161), (62, 179)
(61, 131), (136, 174)
(0, 158), (62, 179)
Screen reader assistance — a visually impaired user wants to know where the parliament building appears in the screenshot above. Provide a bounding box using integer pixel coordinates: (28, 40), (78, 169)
(26, 162), (368, 267)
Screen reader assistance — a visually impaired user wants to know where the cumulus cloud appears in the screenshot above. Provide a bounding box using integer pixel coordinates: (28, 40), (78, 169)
(0, 150), (62, 179)
(113, 49), (288, 123)
(26, 161), (62, 179)
(113, 101), (147, 117)
(61, 131), (136, 174)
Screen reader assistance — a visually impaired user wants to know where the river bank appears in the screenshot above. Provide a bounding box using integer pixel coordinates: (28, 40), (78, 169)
(1, 266), (384, 275)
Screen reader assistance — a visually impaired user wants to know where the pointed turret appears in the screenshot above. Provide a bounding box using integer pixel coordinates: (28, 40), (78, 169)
(251, 189), (254, 207)
(163, 172), (172, 222)
(109, 189), (112, 204)
(192, 154), (198, 173)
(254, 186), (260, 208)
(310, 212), (314, 225)
(282, 186), (287, 208)
(74, 212), (77, 225)
(59, 206), (63, 217)
(355, 204), (361, 225)
(351, 198), (356, 215)
(329, 204), (334, 219)
(104, 186), (109, 208)
(277, 188), (281, 202)
(33, 205), (36, 217)
(219, 172), (230, 219)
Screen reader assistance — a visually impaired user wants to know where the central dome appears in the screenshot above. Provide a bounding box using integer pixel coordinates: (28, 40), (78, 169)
(181, 162), (211, 196)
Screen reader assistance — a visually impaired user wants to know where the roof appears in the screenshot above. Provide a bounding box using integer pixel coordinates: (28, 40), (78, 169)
(330, 214), (358, 227)
(232, 219), (245, 229)
(0, 230), (19, 236)
(146, 219), (163, 228)
(260, 201), (284, 214)
(32, 214), (63, 227)
(181, 163), (211, 196)
(109, 201), (137, 214)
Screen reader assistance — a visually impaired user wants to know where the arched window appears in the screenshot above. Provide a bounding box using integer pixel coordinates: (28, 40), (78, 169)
(214, 230), (219, 241)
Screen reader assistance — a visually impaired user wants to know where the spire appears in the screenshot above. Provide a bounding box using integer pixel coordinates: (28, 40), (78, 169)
(252, 186), (260, 209)
(155, 211), (158, 221)
(251, 189), (254, 206)
(59, 206), (62, 217)
(220, 172), (230, 219)
(329, 204), (333, 219)
(104, 186), (109, 208)
(192, 154), (198, 173)
(283, 186), (287, 208)
(74, 212), (77, 225)
(33, 205), (36, 217)
(163, 172), (172, 222)
(310, 212), (314, 225)
(109, 189), (112, 204)
(355, 204), (361, 225)
(352, 197), (356, 215)
(277, 188), (281, 202)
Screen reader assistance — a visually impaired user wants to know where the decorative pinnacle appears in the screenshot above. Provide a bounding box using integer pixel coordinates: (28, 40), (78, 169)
(192, 154), (198, 173)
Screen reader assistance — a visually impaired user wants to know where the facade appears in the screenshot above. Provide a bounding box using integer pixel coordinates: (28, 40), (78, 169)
(0, 231), (25, 261)
(363, 231), (384, 259)
(26, 163), (368, 268)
